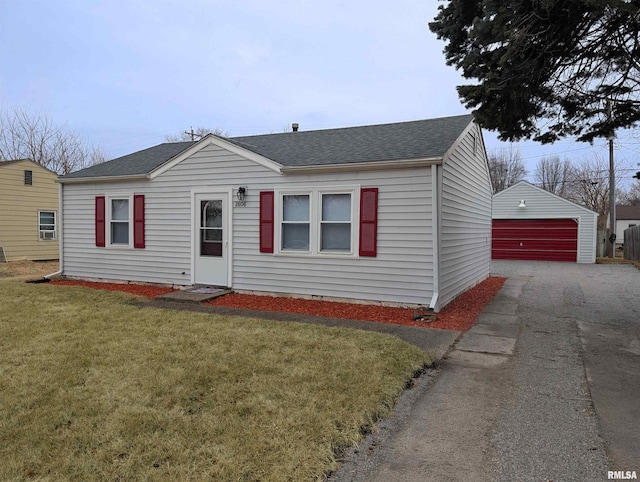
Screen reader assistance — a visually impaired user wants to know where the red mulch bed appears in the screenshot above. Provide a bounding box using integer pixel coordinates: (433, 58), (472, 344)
(49, 280), (174, 299)
(48, 277), (506, 331)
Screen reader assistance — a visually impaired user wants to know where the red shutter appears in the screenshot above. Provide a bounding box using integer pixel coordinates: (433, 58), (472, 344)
(359, 188), (378, 257)
(260, 191), (274, 253)
(95, 196), (106, 247)
(133, 194), (145, 248)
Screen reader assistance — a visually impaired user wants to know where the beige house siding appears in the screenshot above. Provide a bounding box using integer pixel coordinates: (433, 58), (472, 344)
(0, 160), (59, 261)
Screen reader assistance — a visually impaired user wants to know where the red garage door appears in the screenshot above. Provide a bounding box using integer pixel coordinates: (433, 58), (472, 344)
(492, 219), (578, 262)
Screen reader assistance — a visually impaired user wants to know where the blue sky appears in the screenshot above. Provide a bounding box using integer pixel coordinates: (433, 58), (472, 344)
(1, 0), (637, 184)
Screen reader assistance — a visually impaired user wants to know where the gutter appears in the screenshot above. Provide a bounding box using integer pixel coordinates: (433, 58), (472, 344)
(280, 157), (442, 174)
(429, 164), (440, 311)
(44, 182), (64, 280)
(57, 173), (149, 184)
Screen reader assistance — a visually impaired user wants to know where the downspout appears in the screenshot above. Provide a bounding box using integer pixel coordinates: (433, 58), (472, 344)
(44, 182), (63, 279)
(429, 164), (440, 311)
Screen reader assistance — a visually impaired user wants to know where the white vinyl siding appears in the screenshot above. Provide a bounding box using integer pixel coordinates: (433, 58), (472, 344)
(437, 123), (492, 310)
(62, 143), (435, 305)
(493, 181), (597, 263)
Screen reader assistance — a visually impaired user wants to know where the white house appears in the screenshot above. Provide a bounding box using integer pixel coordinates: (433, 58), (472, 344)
(57, 114), (492, 311)
(492, 181), (597, 263)
(614, 205), (640, 248)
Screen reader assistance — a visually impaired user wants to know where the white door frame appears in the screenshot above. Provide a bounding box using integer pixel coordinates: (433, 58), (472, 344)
(191, 188), (233, 286)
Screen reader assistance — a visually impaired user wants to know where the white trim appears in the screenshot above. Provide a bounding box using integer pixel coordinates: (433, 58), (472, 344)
(57, 174), (148, 184)
(190, 187), (234, 287)
(280, 157), (442, 174)
(429, 164), (440, 311)
(46, 183), (64, 279)
(106, 194), (134, 248)
(151, 134), (283, 179)
(59, 182), (63, 270)
(37, 210), (57, 241)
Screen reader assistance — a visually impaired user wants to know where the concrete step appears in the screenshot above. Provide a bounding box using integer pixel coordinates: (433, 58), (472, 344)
(155, 286), (232, 303)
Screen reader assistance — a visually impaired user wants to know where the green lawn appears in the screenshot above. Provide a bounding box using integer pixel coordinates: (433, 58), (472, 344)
(0, 278), (430, 481)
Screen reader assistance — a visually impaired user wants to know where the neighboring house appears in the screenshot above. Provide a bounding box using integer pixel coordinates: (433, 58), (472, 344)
(0, 159), (59, 262)
(614, 205), (640, 247)
(58, 114), (492, 311)
(492, 181), (597, 263)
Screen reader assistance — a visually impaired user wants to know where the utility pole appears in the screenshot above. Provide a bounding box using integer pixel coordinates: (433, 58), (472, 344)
(607, 100), (616, 258)
(184, 127), (196, 141)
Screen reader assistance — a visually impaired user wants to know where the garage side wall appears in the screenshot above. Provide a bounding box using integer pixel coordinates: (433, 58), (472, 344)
(438, 123), (493, 309)
(493, 182), (597, 263)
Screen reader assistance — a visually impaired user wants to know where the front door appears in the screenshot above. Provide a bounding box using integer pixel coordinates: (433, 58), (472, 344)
(194, 193), (229, 286)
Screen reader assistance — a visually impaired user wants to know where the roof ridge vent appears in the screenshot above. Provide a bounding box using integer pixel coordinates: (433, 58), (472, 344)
(292, 123), (299, 132)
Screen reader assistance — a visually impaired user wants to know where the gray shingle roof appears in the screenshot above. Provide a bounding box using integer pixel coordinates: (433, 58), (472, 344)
(229, 114), (472, 166)
(59, 114), (473, 180)
(60, 142), (195, 179)
(616, 205), (640, 219)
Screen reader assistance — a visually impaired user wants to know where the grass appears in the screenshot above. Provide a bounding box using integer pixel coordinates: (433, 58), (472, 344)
(0, 259), (59, 278)
(0, 277), (430, 481)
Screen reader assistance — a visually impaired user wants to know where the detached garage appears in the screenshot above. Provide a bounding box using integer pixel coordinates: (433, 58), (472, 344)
(492, 181), (597, 263)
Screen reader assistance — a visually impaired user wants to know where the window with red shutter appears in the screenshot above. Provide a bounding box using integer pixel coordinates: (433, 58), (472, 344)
(95, 196), (106, 247)
(260, 191), (274, 253)
(359, 188), (378, 257)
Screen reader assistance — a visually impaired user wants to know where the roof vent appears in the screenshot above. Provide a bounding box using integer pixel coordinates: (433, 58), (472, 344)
(292, 123), (299, 132)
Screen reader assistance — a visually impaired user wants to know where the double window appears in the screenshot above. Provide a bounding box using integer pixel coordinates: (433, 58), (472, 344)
(38, 211), (56, 240)
(278, 189), (355, 255)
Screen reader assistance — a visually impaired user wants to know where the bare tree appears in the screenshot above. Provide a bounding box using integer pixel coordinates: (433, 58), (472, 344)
(165, 126), (229, 142)
(488, 145), (527, 193)
(0, 108), (105, 174)
(566, 154), (613, 229)
(535, 155), (575, 197)
(619, 180), (640, 206)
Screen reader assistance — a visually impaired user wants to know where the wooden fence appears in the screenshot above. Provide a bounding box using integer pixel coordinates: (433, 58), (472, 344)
(623, 225), (640, 261)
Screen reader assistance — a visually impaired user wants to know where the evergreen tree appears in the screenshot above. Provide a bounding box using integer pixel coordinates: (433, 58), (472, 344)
(429, 1), (640, 143)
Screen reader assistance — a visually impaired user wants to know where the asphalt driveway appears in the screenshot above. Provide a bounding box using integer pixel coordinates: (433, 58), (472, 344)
(492, 260), (640, 473)
(331, 260), (640, 481)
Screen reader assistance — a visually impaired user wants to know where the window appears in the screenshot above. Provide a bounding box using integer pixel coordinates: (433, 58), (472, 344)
(281, 194), (310, 251)
(38, 211), (56, 240)
(320, 193), (351, 251)
(276, 189), (355, 255)
(200, 200), (223, 256)
(260, 187), (377, 257)
(110, 198), (130, 245)
(95, 195), (145, 248)
(24, 170), (32, 185)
